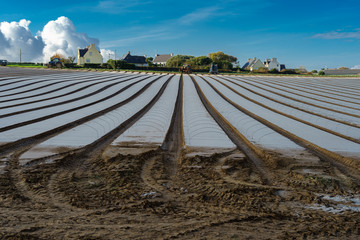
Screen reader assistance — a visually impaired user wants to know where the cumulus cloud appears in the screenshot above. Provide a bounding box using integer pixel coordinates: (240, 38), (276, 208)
(0, 17), (110, 63)
(100, 48), (115, 62)
(351, 65), (360, 69)
(0, 19), (44, 62)
(40, 16), (99, 62)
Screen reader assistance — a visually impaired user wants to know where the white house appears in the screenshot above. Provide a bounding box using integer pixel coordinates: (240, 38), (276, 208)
(153, 53), (174, 66)
(242, 57), (266, 71)
(264, 58), (281, 71)
(77, 44), (103, 65)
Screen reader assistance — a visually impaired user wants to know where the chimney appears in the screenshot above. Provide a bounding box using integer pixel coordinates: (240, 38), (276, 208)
(128, 51), (130, 55)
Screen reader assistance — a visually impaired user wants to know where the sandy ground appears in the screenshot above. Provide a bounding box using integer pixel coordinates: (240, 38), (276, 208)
(1, 145), (360, 240)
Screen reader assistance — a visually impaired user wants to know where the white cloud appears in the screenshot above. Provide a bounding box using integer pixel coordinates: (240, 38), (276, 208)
(0, 17), (112, 63)
(0, 19), (44, 62)
(351, 65), (360, 69)
(313, 30), (360, 40)
(100, 48), (115, 62)
(40, 16), (99, 62)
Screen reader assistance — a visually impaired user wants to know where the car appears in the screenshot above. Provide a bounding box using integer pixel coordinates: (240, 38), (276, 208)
(0, 60), (8, 66)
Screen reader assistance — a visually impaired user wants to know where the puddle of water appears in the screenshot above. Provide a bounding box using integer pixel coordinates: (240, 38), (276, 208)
(307, 194), (360, 214)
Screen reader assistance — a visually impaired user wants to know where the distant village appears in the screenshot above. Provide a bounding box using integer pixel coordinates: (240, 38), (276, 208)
(76, 44), (289, 73)
(2, 43), (359, 75)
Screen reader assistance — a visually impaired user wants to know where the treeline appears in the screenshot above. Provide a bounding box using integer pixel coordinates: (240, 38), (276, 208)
(165, 52), (237, 70)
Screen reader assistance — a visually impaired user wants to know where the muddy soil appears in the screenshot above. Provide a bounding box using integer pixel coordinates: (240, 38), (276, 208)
(1, 146), (360, 240)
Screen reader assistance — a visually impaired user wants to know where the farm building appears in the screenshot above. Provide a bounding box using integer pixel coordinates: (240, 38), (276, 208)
(153, 53), (174, 65)
(242, 57), (266, 71)
(243, 57), (286, 71)
(120, 51), (148, 67)
(264, 58), (286, 71)
(77, 44), (103, 65)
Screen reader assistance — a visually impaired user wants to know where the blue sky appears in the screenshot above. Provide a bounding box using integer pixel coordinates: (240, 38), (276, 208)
(1, 0), (360, 69)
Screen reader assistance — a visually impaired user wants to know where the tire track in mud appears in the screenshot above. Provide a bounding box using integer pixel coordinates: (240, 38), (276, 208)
(45, 76), (173, 209)
(0, 74), (126, 104)
(161, 74), (184, 174)
(0, 76), (153, 133)
(190, 75), (274, 185)
(0, 75), (163, 157)
(165, 215), (270, 239)
(140, 74), (183, 201)
(3, 75), (173, 211)
(0, 75), (144, 118)
(240, 77), (360, 111)
(200, 76), (360, 181)
(217, 76), (360, 128)
(210, 76), (360, 144)
(258, 77), (360, 100)
(230, 76), (360, 118)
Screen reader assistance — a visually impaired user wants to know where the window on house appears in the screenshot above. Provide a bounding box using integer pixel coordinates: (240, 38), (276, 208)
(86, 59), (90, 63)
(89, 52), (93, 56)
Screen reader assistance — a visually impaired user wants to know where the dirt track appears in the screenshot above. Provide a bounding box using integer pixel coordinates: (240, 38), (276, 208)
(1, 68), (360, 239)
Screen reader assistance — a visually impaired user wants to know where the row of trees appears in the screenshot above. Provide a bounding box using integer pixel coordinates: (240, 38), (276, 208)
(165, 52), (237, 70)
(50, 52), (237, 70)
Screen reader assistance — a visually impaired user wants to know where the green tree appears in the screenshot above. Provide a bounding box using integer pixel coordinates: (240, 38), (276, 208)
(68, 56), (76, 63)
(216, 60), (233, 70)
(208, 52), (237, 70)
(107, 59), (116, 69)
(208, 51), (237, 63)
(146, 57), (154, 66)
(192, 56), (213, 66)
(166, 55), (194, 67)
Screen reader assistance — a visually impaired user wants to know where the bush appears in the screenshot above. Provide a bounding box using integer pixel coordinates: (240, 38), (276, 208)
(318, 70), (325, 75)
(269, 68), (279, 74)
(64, 63), (77, 68)
(84, 63), (101, 68)
(254, 67), (268, 73)
(107, 60), (136, 69)
(117, 60), (136, 69)
(280, 69), (297, 74)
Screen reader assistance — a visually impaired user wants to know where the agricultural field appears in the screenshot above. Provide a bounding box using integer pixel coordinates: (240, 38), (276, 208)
(0, 67), (360, 239)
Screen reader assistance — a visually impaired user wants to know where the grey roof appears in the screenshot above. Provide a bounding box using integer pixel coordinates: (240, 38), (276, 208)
(120, 52), (146, 64)
(153, 54), (173, 63)
(79, 48), (88, 57)
(242, 58), (256, 69)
